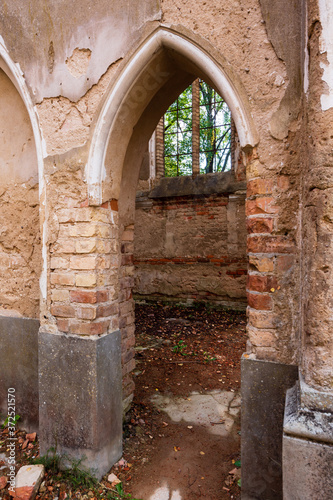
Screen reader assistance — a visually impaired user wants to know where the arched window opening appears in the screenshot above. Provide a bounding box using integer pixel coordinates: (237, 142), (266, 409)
(163, 78), (233, 178)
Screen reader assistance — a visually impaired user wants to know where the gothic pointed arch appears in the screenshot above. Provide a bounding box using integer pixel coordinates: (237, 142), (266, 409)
(87, 25), (259, 206)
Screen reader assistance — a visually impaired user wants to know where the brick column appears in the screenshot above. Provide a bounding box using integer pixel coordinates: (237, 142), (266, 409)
(49, 202), (120, 336)
(39, 200), (123, 478)
(245, 149), (296, 361)
(192, 78), (200, 177)
(155, 117), (165, 179)
(242, 148), (299, 499)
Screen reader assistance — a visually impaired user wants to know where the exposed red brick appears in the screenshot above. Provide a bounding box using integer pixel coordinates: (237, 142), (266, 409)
(247, 217), (274, 234)
(247, 179), (274, 197)
(246, 197), (279, 216)
(57, 319), (69, 333)
(97, 303), (118, 317)
(110, 199), (118, 211)
(247, 275), (278, 293)
(247, 235), (295, 254)
(247, 292), (273, 310)
(51, 304), (75, 318)
(70, 290), (98, 304)
(123, 377), (135, 399)
(69, 320), (110, 336)
(96, 290), (108, 302)
(121, 348), (135, 365)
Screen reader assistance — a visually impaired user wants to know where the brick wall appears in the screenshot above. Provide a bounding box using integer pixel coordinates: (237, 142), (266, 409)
(133, 185), (247, 308)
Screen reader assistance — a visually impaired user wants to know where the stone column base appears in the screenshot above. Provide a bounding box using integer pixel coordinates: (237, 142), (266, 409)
(0, 316), (39, 431)
(39, 329), (122, 479)
(283, 384), (333, 499)
(241, 355), (298, 499)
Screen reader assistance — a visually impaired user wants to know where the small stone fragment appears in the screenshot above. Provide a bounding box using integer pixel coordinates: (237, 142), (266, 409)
(26, 433), (36, 442)
(9, 464), (44, 500)
(21, 439), (29, 450)
(107, 473), (121, 485)
(0, 475), (7, 489)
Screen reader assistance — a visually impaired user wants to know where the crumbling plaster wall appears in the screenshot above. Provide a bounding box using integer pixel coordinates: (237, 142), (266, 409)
(0, 69), (40, 318)
(133, 185), (247, 308)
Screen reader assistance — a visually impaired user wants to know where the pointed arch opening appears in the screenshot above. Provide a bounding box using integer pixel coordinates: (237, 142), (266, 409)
(87, 26), (258, 208)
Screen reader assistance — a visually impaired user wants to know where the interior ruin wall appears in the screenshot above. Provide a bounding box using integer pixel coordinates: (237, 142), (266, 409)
(133, 179), (247, 309)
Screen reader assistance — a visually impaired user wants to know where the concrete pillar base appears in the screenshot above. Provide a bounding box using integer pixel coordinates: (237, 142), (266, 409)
(241, 355), (298, 500)
(283, 384), (333, 499)
(38, 329), (122, 479)
(0, 316), (39, 431)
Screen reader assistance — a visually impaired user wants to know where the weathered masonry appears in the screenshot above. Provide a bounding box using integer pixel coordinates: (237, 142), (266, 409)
(0, 1), (332, 498)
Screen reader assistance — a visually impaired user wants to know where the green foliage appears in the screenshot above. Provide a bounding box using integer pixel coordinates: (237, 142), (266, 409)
(32, 447), (61, 474)
(164, 79), (231, 176)
(63, 456), (97, 490)
(106, 482), (143, 499)
(203, 351), (217, 362)
(164, 84), (192, 177)
(172, 339), (187, 355)
(2, 414), (20, 429)
(199, 81), (231, 174)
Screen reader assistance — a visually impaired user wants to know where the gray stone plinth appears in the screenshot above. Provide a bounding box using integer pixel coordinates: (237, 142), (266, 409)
(39, 330), (122, 479)
(241, 355), (298, 500)
(0, 316), (39, 431)
(283, 384), (333, 499)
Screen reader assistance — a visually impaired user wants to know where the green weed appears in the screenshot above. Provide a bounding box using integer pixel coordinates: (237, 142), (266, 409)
(172, 340), (187, 355)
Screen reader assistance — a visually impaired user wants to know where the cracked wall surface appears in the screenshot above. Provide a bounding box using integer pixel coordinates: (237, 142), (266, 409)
(0, 69), (40, 318)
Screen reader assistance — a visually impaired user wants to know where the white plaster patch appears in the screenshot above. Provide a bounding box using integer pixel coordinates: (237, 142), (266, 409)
(151, 390), (241, 437)
(319, 0), (333, 110)
(66, 48), (92, 78)
(149, 486), (182, 500)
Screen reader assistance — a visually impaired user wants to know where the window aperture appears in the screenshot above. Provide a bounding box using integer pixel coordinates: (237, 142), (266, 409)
(164, 79), (232, 177)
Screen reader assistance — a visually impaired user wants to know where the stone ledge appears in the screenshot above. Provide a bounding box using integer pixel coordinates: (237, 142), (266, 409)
(299, 374), (333, 413)
(284, 384), (333, 445)
(147, 171), (246, 199)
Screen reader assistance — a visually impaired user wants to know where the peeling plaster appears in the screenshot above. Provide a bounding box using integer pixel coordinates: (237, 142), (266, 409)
(37, 59), (122, 156)
(318, 0), (333, 110)
(0, 0), (162, 103)
(66, 48), (92, 78)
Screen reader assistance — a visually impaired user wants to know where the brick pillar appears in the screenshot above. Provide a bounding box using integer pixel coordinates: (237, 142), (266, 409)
(39, 200), (123, 478)
(49, 202), (120, 336)
(245, 149), (296, 361)
(155, 117), (165, 179)
(192, 78), (200, 177)
(119, 225), (136, 412)
(242, 148), (299, 499)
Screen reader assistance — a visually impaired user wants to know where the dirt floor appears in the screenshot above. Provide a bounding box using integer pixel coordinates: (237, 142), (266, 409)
(0, 302), (247, 500)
